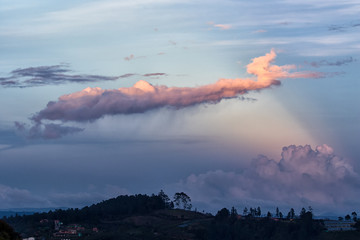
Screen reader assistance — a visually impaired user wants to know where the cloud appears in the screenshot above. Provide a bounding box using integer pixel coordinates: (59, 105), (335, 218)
(124, 54), (146, 61)
(119, 73), (136, 78)
(176, 144), (359, 213)
(0, 184), (129, 208)
(208, 22), (232, 30)
(252, 29), (267, 33)
(0, 184), (50, 208)
(19, 50), (321, 138)
(143, 73), (167, 77)
(305, 57), (356, 67)
(0, 64), (164, 88)
(15, 122), (83, 139)
(0, 64), (122, 88)
(124, 54), (135, 61)
(328, 21), (360, 31)
(49, 185), (129, 207)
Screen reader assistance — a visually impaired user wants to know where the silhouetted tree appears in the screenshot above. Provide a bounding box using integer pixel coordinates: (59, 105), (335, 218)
(279, 212), (283, 219)
(345, 214), (351, 221)
(216, 208), (230, 221)
(300, 207), (306, 217)
(287, 208), (295, 219)
(243, 207), (248, 216)
(158, 190), (171, 208)
(276, 207), (280, 218)
(230, 207), (238, 219)
(0, 220), (21, 240)
(257, 207), (261, 217)
(352, 211), (357, 221)
(267, 211), (272, 218)
(173, 192), (192, 210)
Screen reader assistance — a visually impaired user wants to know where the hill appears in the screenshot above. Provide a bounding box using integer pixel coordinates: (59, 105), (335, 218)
(3, 193), (360, 240)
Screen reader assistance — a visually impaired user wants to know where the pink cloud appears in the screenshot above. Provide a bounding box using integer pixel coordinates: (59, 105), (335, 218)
(17, 50), (321, 138)
(213, 24), (231, 30)
(253, 29), (267, 33)
(208, 21), (232, 30)
(124, 54), (134, 61)
(33, 50), (318, 123)
(176, 144), (358, 213)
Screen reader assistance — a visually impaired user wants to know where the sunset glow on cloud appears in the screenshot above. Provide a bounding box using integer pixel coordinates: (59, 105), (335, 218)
(13, 50), (321, 139)
(177, 144), (358, 213)
(32, 50), (318, 123)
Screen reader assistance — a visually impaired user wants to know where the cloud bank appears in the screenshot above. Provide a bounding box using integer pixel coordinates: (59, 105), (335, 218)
(17, 50), (321, 138)
(0, 184), (129, 209)
(176, 144), (359, 213)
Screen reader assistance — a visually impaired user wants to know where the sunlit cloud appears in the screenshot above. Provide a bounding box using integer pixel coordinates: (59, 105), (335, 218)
(176, 144), (359, 213)
(16, 50), (321, 139)
(208, 21), (232, 30)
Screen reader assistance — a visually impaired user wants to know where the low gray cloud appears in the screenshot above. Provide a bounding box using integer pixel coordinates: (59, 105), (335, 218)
(176, 144), (359, 214)
(0, 184), (129, 209)
(305, 57), (356, 68)
(15, 122), (83, 139)
(0, 184), (50, 209)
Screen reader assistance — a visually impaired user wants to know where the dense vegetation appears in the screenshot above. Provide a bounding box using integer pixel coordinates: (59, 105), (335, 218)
(0, 220), (21, 240)
(3, 192), (360, 240)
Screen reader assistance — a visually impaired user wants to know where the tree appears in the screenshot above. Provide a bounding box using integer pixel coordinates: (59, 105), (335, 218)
(230, 207), (238, 218)
(338, 216), (344, 221)
(158, 190), (171, 208)
(279, 212), (283, 219)
(276, 207), (280, 218)
(216, 208), (230, 221)
(173, 192), (192, 210)
(0, 220), (21, 240)
(250, 207), (254, 217)
(287, 208), (295, 219)
(300, 208), (306, 218)
(257, 207), (261, 217)
(352, 211), (357, 221)
(345, 214), (351, 221)
(267, 211), (272, 218)
(243, 207), (248, 216)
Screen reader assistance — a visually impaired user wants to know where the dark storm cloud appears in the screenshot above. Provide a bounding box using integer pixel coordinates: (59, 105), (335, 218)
(305, 57), (356, 68)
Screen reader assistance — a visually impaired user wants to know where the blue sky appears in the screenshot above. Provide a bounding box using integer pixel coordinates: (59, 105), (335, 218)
(0, 0), (359, 215)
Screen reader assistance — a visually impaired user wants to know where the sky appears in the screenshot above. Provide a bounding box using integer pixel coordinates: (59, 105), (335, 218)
(0, 0), (359, 216)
